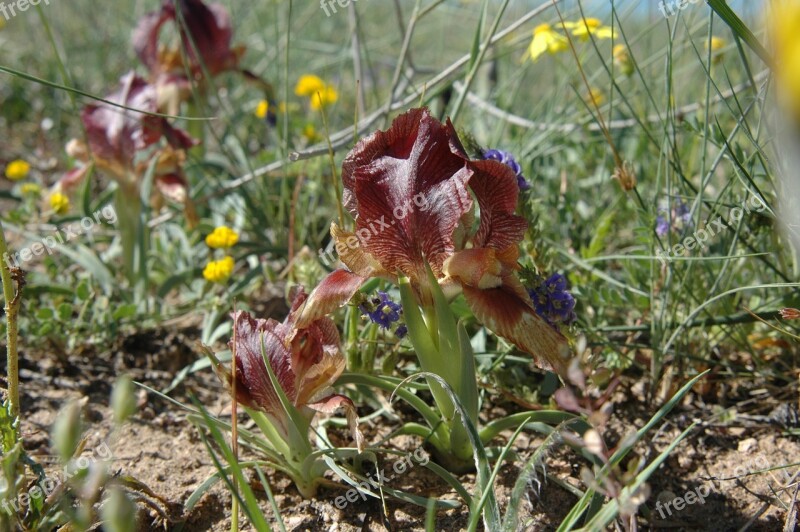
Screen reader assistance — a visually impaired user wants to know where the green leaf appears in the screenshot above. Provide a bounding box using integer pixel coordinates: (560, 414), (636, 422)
(56, 303), (72, 321)
(112, 304), (137, 320)
(0, 400), (20, 453)
(75, 280), (91, 301)
(36, 308), (55, 320)
(706, 0), (772, 67)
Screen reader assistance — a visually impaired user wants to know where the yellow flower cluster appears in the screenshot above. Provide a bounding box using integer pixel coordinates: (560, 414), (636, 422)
(203, 226), (238, 283)
(205, 226), (239, 248)
(5, 159), (30, 181)
(50, 192), (70, 215)
(203, 256), (234, 283)
(528, 18), (614, 62)
(295, 74), (338, 110)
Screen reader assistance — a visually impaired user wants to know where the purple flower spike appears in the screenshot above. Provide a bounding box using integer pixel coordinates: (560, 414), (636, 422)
(528, 273), (577, 327)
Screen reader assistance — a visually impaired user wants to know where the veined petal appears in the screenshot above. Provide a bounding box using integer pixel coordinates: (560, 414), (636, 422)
(331, 223), (387, 278)
(290, 269), (365, 329)
(462, 277), (572, 375)
(342, 108), (474, 282)
(467, 159), (528, 250)
(307, 394), (365, 452)
(288, 297), (345, 406)
(228, 311), (296, 421)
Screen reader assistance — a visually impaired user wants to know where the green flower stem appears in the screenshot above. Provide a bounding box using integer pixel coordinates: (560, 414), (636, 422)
(0, 219), (20, 419)
(399, 274), (480, 466)
(114, 189), (142, 284)
(345, 305), (361, 371)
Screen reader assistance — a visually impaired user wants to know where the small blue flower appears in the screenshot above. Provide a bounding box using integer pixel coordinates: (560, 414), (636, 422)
(527, 273), (577, 326)
(656, 198), (693, 236)
(655, 215), (670, 237)
(360, 291), (405, 332)
(483, 148), (530, 191)
(676, 201), (692, 225)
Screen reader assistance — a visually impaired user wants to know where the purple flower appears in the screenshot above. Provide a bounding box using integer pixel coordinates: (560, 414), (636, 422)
(483, 149), (530, 191)
(360, 291), (404, 332)
(676, 201), (692, 225)
(655, 215), (670, 237)
(527, 273), (577, 326)
(656, 198), (693, 236)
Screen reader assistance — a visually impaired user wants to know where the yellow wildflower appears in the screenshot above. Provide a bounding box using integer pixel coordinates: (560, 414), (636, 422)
(585, 87), (605, 107)
(528, 23), (568, 61)
(564, 18), (615, 40)
(5, 159), (30, 181)
(771, 2), (800, 121)
(203, 256), (235, 283)
(708, 36), (726, 52)
(50, 192), (70, 215)
(309, 85), (338, 110)
(613, 44), (634, 76)
(294, 75), (327, 97)
(707, 36), (726, 64)
(302, 123), (319, 142)
(20, 183), (41, 197)
(255, 100), (269, 119)
(205, 226), (239, 249)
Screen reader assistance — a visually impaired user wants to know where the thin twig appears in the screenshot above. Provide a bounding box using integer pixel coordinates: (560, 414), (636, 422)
(455, 69), (769, 132)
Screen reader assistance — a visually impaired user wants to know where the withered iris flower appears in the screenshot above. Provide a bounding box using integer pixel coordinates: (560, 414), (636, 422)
(220, 290), (363, 451)
(56, 72), (197, 214)
(133, 0), (241, 77)
(294, 108), (572, 374)
(133, 0), (244, 114)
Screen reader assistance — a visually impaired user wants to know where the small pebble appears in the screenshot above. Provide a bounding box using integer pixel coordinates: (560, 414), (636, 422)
(738, 437), (758, 453)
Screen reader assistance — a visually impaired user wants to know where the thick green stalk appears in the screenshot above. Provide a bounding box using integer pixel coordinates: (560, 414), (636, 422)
(114, 189), (143, 285)
(0, 220), (20, 419)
